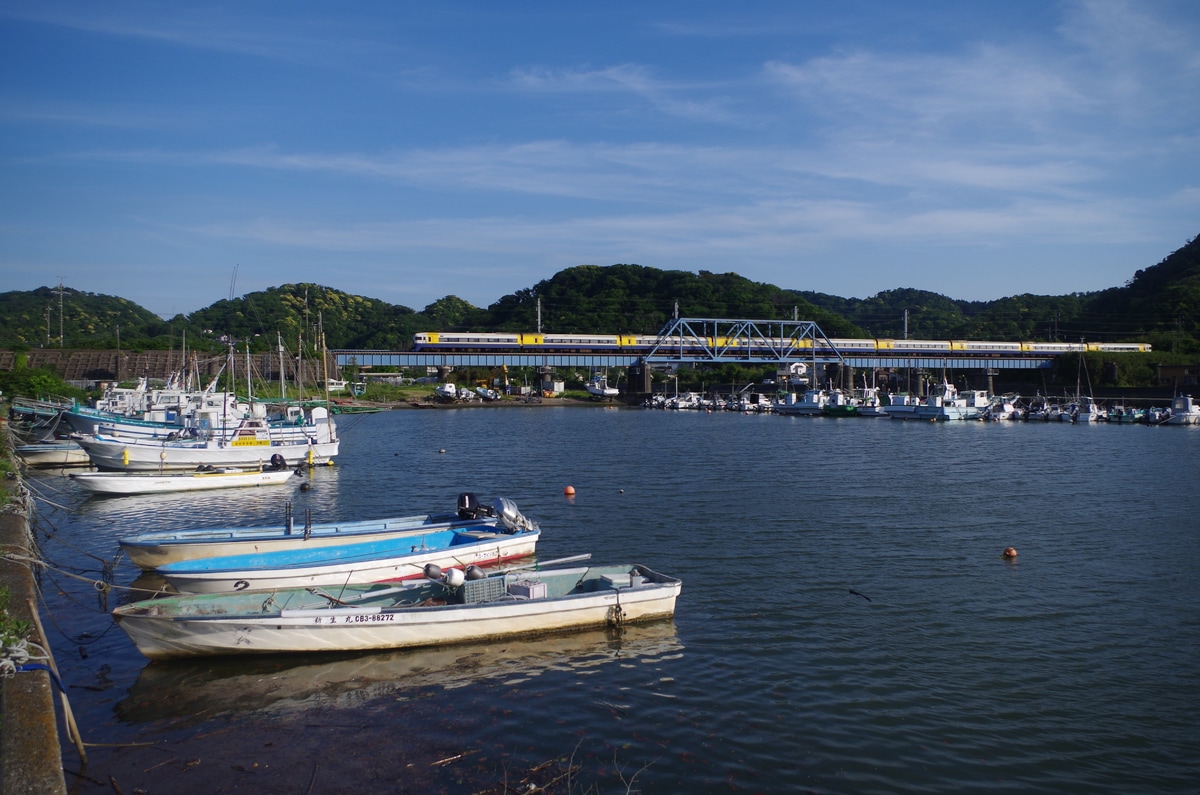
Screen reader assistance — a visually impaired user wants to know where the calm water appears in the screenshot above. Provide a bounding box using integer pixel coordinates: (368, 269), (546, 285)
(25, 408), (1200, 794)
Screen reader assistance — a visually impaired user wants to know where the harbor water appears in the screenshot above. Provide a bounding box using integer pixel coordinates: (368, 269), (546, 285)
(26, 408), (1200, 793)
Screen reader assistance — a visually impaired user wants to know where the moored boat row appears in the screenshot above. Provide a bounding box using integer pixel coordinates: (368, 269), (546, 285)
(642, 386), (1200, 425)
(102, 491), (682, 659)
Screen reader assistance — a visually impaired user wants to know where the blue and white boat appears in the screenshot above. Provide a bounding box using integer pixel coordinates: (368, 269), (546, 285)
(119, 494), (533, 569)
(155, 520), (542, 594)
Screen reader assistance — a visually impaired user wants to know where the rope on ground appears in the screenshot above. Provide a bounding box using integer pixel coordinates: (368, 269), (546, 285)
(0, 638), (50, 678)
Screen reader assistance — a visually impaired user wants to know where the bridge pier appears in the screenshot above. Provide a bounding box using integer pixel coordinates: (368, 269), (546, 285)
(628, 364), (651, 394)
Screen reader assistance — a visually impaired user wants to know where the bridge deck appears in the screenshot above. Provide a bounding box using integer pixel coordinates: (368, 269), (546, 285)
(333, 351), (1054, 370)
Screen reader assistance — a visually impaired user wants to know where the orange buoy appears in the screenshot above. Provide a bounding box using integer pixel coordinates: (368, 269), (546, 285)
(1002, 547), (1018, 558)
(563, 485), (576, 496)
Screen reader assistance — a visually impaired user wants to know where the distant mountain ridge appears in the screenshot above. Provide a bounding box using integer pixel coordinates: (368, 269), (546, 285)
(1, 235), (1196, 355)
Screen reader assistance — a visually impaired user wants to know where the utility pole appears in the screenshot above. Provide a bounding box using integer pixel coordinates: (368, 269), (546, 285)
(53, 278), (66, 347)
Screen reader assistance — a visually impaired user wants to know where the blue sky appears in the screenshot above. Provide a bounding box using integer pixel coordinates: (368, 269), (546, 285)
(2, 1), (1198, 320)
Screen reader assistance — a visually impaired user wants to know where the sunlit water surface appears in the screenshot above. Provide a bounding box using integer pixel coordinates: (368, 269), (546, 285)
(27, 408), (1200, 793)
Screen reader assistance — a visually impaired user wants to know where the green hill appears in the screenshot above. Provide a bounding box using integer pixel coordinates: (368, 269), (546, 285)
(2, 236), (1196, 355)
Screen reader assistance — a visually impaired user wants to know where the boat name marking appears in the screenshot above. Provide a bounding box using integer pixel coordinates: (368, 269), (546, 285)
(314, 613), (395, 624)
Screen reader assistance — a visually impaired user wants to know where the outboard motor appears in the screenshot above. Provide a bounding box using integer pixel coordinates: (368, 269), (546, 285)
(492, 497), (538, 532)
(457, 492), (482, 519)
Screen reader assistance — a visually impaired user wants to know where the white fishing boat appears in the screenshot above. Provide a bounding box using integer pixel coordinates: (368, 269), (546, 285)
(119, 494), (533, 569)
(854, 379), (889, 417)
(882, 392), (921, 419)
(1166, 394), (1200, 425)
(913, 382), (989, 421)
(585, 373), (619, 398)
(983, 394), (1020, 421)
(72, 409), (339, 471)
(1062, 395), (1104, 423)
(63, 387), (244, 439)
(774, 388), (828, 416)
(154, 520), (541, 594)
(70, 465), (300, 496)
(112, 561), (681, 659)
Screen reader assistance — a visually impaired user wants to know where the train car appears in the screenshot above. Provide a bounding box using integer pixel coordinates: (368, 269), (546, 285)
(1097, 342), (1151, 353)
(961, 340), (1023, 354)
(1023, 342), (1086, 353)
(891, 339), (952, 353)
(538, 334), (622, 350)
(413, 332), (522, 350)
(819, 338), (876, 353)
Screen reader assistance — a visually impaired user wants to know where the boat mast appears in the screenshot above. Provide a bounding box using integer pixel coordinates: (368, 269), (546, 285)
(278, 332), (286, 399)
(245, 341), (253, 407)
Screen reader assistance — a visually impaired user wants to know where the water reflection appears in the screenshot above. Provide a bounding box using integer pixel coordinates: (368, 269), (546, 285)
(116, 620), (682, 726)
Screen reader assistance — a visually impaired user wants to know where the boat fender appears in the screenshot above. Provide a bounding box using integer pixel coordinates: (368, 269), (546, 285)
(423, 563), (443, 580)
(465, 565), (487, 580)
(444, 568), (465, 588)
(270, 453), (287, 470)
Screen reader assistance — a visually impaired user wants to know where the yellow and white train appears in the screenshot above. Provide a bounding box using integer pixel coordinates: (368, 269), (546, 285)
(413, 332), (1150, 356)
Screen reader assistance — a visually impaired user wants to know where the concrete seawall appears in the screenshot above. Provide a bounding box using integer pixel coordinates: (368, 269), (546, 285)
(0, 418), (68, 795)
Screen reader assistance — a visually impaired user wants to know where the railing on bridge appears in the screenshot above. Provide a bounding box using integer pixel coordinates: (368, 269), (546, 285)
(642, 317), (843, 367)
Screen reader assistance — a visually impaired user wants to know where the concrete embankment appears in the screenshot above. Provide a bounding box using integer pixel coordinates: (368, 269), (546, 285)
(0, 417), (68, 795)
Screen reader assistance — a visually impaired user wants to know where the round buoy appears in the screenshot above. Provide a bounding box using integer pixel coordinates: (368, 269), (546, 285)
(1002, 547), (1018, 559)
(563, 485), (576, 496)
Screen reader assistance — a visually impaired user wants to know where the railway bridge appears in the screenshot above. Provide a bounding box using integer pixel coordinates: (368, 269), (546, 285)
(331, 318), (1106, 394)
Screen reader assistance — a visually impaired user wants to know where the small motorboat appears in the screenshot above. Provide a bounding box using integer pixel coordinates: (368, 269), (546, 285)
(70, 464), (300, 495)
(118, 493), (530, 569)
(112, 560), (682, 659)
(152, 514), (542, 594)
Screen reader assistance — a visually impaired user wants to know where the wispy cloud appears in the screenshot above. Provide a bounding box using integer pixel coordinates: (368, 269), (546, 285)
(506, 64), (748, 125)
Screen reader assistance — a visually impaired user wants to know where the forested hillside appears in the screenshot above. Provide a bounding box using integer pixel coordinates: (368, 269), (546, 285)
(2, 236), (1196, 355)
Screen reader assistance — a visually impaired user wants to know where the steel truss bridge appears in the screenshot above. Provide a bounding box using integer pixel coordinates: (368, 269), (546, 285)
(332, 318), (1055, 373)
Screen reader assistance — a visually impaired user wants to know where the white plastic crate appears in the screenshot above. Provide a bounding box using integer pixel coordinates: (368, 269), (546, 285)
(507, 579), (547, 599)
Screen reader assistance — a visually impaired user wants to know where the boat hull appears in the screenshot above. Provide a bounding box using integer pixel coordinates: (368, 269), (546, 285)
(74, 434), (339, 471)
(71, 468), (300, 495)
(914, 405), (983, 421)
(156, 529), (541, 593)
(119, 496), (533, 568)
(15, 442), (91, 467)
(113, 564), (681, 659)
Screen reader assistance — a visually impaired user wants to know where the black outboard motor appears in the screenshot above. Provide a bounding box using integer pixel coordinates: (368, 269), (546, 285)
(457, 492), (493, 519)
